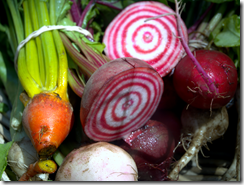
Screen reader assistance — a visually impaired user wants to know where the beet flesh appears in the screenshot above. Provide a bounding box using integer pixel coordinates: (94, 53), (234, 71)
(173, 50), (238, 109)
(103, 1), (188, 77)
(80, 57), (164, 142)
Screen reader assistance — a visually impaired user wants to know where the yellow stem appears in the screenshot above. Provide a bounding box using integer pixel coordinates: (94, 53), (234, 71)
(52, 31), (69, 102)
(49, 0), (69, 101)
(50, 0), (69, 101)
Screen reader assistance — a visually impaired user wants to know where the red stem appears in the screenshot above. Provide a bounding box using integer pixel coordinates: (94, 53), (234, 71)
(96, 0), (122, 11)
(77, 0), (96, 28)
(175, 1), (218, 96)
(70, 0), (82, 25)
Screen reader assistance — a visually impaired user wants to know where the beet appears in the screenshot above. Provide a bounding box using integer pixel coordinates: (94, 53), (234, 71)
(173, 50), (238, 109)
(103, 1), (188, 77)
(151, 110), (182, 143)
(120, 120), (175, 181)
(80, 57), (164, 142)
(157, 75), (181, 110)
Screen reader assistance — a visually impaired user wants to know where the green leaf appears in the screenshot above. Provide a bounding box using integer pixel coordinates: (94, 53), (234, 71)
(0, 103), (9, 113)
(81, 35), (106, 54)
(82, 4), (97, 29)
(55, 0), (73, 24)
(59, 17), (105, 55)
(0, 51), (19, 105)
(90, 21), (103, 42)
(0, 141), (13, 180)
(214, 15), (240, 47)
(5, 166), (17, 181)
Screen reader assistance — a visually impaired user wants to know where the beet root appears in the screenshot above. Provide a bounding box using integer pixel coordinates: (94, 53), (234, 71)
(55, 142), (138, 181)
(80, 57), (164, 142)
(22, 92), (73, 158)
(173, 50), (238, 109)
(121, 120), (175, 181)
(151, 110), (182, 143)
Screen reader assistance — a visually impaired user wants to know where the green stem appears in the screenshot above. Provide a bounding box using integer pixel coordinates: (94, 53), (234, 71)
(2, 0), (18, 54)
(28, 0), (46, 86)
(190, 9), (212, 40)
(23, 1), (42, 88)
(199, 2), (227, 40)
(6, 0), (24, 44)
(53, 149), (65, 166)
(7, 0), (41, 98)
(36, 0), (58, 91)
(209, 9), (236, 41)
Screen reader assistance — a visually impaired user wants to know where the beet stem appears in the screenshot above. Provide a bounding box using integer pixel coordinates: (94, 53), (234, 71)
(174, 0), (219, 96)
(70, 0), (82, 25)
(96, 0), (122, 11)
(78, 0), (96, 28)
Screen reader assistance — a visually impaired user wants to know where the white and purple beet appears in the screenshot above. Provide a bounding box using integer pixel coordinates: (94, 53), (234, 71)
(55, 142), (138, 181)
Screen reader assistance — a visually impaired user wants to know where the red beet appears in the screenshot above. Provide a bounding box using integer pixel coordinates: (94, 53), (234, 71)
(157, 75), (181, 110)
(121, 120), (175, 181)
(173, 50), (238, 109)
(151, 110), (182, 143)
(103, 1), (188, 77)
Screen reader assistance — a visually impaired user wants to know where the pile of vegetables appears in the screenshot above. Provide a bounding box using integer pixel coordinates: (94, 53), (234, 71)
(0, 0), (240, 181)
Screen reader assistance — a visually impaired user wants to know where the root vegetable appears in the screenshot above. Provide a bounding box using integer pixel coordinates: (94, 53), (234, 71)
(121, 120), (175, 181)
(103, 1), (188, 77)
(80, 57), (164, 142)
(151, 110), (182, 143)
(55, 142), (138, 181)
(18, 160), (57, 181)
(168, 106), (229, 181)
(6, 0), (74, 160)
(157, 75), (180, 110)
(172, 0), (237, 110)
(173, 49), (238, 109)
(22, 92), (73, 158)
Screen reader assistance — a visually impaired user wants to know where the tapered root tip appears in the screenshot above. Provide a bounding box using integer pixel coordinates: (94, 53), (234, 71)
(38, 145), (57, 159)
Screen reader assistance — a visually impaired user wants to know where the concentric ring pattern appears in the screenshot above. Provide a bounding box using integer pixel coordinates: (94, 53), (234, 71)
(103, 1), (188, 77)
(84, 68), (164, 141)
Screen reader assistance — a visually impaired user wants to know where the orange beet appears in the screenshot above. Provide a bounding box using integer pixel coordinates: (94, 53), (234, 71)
(22, 92), (73, 158)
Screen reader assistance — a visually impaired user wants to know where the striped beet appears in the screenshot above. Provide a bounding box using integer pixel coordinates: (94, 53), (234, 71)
(80, 57), (164, 141)
(103, 1), (188, 77)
